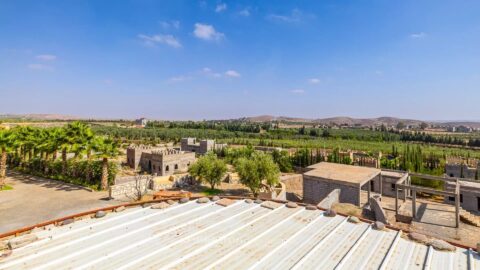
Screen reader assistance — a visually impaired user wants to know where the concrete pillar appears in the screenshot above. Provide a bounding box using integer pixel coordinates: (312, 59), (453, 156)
(455, 194), (460, 228)
(395, 186), (399, 216)
(358, 186), (362, 207)
(379, 174), (383, 196)
(412, 190), (417, 220)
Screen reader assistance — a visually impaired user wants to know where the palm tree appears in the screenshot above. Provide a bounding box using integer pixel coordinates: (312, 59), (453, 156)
(85, 136), (102, 183)
(95, 137), (119, 190)
(0, 130), (14, 187)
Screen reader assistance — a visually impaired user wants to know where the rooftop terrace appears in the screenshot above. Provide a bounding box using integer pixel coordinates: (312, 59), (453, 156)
(305, 162), (381, 186)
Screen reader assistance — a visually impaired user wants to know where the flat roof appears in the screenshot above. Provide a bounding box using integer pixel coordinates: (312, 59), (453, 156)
(305, 162), (381, 186)
(1, 199), (477, 269)
(381, 170), (407, 178)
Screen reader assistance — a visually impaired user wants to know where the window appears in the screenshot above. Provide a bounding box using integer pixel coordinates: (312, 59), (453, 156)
(448, 196), (455, 202)
(477, 197), (480, 211)
(370, 180), (374, 191)
(460, 194), (463, 203)
(165, 165), (170, 172)
(153, 165), (156, 171)
(391, 183), (396, 191)
(174, 164), (178, 170)
(450, 173), (454, 177)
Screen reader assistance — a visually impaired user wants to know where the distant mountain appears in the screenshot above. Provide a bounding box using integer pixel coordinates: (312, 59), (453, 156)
(0, 114), (79, 120)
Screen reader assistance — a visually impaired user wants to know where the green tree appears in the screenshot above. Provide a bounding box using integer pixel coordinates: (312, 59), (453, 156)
(0, 130), (14, 186)
(271, 149), (293, 172)
(235, 152), (280, 197)
(396, 122), (406, 130)
(188, 152), (227, 190)
(420, 122), (428, 130)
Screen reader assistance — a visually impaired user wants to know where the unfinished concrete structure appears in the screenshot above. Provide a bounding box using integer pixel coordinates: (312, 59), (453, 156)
(126, 146), (195, 176)
(392, 172), (463, 227)
(180, 137), (226, 155)
(303, 162), (381, 206)
(445, 179), (480, 213)
(446, 156), (479, 179)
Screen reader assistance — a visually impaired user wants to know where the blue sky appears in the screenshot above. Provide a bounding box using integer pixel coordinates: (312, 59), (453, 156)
(1, 0), (479, 120)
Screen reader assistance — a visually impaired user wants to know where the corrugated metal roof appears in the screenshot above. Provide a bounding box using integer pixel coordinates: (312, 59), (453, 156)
(0, 199), (479, 270)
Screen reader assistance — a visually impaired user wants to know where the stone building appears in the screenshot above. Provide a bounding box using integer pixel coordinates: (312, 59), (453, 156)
(180, 137), (226, 155)
(126, 146), (195, 176)
(445, 157), (479, 179)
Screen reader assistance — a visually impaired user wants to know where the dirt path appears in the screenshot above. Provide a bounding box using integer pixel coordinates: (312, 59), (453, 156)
(0, 172), (119, 234)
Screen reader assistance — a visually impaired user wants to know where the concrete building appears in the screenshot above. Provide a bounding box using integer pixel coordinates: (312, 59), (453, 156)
(445, 180), (480, 213)
(126, 146), (195, 176)
(134, 117), (149, 127)
(445, 157), (479, 179)
(303, 162), (411, 207)
(180, 137), (226, 155)
(303, 162), (381, 206)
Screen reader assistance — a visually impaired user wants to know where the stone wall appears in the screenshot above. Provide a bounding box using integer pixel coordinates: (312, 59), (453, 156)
(110, 176), (153, 200)
(369, 195), (389, 224)
(318, 189), (340, 209)
(445, 163), (478, 179)
(303, 175), (360, 206)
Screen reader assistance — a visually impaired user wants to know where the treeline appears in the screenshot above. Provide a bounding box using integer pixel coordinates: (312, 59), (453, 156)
(146, 120), (271, 133)
(399, 131), (480, 147)
(0, 122), (119, 190)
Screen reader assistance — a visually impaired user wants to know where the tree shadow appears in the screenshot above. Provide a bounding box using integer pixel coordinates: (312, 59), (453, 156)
(7, 171), (92, 192)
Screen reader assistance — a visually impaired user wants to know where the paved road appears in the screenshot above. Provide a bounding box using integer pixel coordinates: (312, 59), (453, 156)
(0, 172), (119, 234)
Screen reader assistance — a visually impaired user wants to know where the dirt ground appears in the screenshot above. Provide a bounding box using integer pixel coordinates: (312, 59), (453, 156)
(0, 172), (119, 234)
(358, 191), (480, 247)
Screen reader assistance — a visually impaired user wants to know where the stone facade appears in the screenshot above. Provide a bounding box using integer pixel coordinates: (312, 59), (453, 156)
(127, 146), (195, 176)
(180, 137), (226, 155)
(445, 157), (479, 179)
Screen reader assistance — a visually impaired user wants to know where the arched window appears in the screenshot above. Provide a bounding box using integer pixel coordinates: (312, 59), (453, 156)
(165, 165), (170, 171)
(174, 164), (178, 170)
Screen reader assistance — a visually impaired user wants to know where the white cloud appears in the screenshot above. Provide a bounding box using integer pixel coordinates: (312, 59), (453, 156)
(225, 70), (241, 78)
(138, 34), (182, 48)
(193, 23), (224, 41)
(308, 78), (320, 84)
(239, 8), (250, 17)
(215, 3), (227, 13)
(27, 63), (52, 71)
(410, 32), (426, 39)
(159, 20), (180, 30)
(169, 75), (191, 83)
(291, 89), (305, 94)
(267, 9), (305, 23)
(36, 54), (57, 61)
(202, 67), (222, 78)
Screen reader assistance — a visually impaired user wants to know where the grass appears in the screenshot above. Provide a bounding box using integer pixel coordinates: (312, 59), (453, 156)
(0, 184), (13, 191)
(201, 188), (223, 196)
